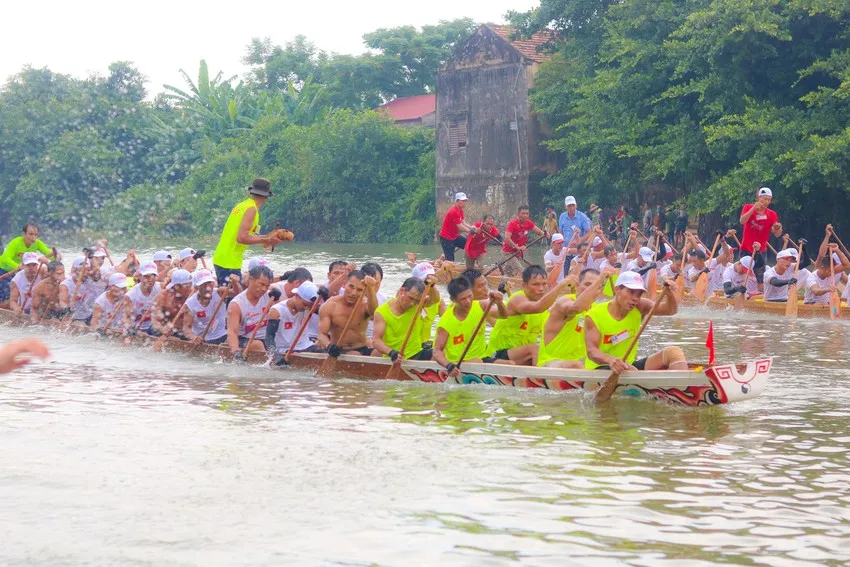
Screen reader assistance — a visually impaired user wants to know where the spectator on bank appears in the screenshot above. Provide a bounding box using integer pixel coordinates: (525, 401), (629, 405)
(543, 208), (559, 244)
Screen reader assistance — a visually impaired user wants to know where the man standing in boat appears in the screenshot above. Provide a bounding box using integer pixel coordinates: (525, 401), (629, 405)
(212, 178), (289, 286)
(740, 187), (783, 290)
(438, 192), (477, 263)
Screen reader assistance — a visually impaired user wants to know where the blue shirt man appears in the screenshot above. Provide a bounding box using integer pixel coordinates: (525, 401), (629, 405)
(558, 196), (592, 238)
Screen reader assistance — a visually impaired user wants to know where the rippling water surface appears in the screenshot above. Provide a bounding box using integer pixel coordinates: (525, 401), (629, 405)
(1, 242), (849, 565)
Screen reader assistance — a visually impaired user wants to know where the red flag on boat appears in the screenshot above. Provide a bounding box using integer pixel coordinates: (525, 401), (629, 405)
(705, 321), (715, 365)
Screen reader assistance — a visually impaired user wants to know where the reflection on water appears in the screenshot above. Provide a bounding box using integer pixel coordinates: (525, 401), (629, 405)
(1, 243), (850, 565)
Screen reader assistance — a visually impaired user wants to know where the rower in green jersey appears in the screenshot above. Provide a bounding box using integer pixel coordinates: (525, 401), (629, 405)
(584, 270), (686, 373)
(433, 277), (508, 378)
(0, 223), (58, 304)
(487, 265), (573, 366)
(212, 178), (287, 286)
(372, 276), (441, 362)
(411, 262), (446, 347)
(538, 266), (616, 368)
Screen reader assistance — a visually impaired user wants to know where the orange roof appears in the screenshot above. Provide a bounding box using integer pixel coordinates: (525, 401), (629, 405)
(375, 94), (436, 121)
(487, 24), (554, 63)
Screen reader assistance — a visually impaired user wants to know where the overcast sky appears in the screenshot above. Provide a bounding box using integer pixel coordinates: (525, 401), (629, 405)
(3, 0), (538, 96)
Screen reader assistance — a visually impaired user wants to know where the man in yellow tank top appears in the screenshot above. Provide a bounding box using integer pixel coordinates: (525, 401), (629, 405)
(488, 265), (573, 366)
(584, 271), (686, 373)
(433, 277), (507, 378)
(212, 178), (287, 286)
(538, 266), (616, 368)
(372, 275), (441, 362)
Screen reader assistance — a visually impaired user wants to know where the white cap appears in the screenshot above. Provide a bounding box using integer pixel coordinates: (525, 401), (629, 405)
(739, 256), (754, 271)
(100, 264), (115, 278)
(248, 257), (269, 270)
(639, 247), (655, 262)
(455, 192), (468, 201)
(564, 196), (577, 206)
(153, 250), (171, 262)
(776, 249), (796, 261)
(108, 273), (128, 288)
(592, 236), (603, 248)
(167, 269), (192, 290)
(788, 247), (799, 258)
(294, 281), (319, 302)
(178, 248), (196, 261)
(758, 187), (773, 197)
(92, 248), (107, 258)
(72, 256), (87, 269)
(551, 233), (565, 243)
(615, 271), (647, 291)
(411, 262), (436, 280)
(22, 252), (39, 265)
(192, 269), (216, 287)
(139, 262), (158, 276)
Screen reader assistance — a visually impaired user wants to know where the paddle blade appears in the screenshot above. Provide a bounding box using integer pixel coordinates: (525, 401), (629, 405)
(384, 361), (403, 380)
(693, 273), (708, 302)
(785, 284), (799, 317)
(646, 269), (658, 301)
(595, 370), (620, 403)
(317, 355), (337, 377)
(830, 290), (841, 320)
(675, 274), (685, 302)
(735, 292), (745, 309)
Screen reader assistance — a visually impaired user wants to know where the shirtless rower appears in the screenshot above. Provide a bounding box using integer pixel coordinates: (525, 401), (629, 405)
(9, 253), (43, 317)
(316, 270), (379, 356)
(433, 277), (507, 378)
(584, 271), (686, 372)
(91, 273), (129, 332)
(265, 281), (325, 365)
(183, 269), (240, 345)
(538, 266), (617, 368)
(121, 262), (162, 335)
(227, 265), (281, 360)
(151, 269), (193, 338)
(372, 276), (440, 363)
(30, 261), (67, 322)
(488, 265), (574, 366)
(804, 244), (850, 305)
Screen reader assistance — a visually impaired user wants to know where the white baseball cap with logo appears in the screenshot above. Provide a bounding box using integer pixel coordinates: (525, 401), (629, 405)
(564, 196), (577, 206)
(178, 248), (196, 261)
(92, 248), (107, 258)
(639, 247), (655, 262)
(294, 281), (319, 302)
(22, 252), (39, 265)
(139, 262), (158, 276)
(167, 269), (192, 290)
(551, 233), (565, 243)
(455, 192), (468, 201)
(152, 250), (172, 262)
(776, 249), (796, 261)
(72, 256), (87, 269)
(108, 273), (128, 288)
(739, 256), (754, 272)
(758, 187), (773, 197)
(192, 269), (216, 287)
(615, 271), (647, 291)
(248, 257), (269, 270)
(411, 262), (436, 280)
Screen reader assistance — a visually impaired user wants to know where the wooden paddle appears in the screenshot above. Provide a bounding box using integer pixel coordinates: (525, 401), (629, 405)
(98, 242), (115, 267)
(548, 229), (580, 286)
(101, 301), (125, 333)
(241, 300), (274, 358)
(283, 297), (322, 364)
(484, 234), (546, 277)
(595, 286), (670, 403)
(674, 239), (689, 302)
(829, 247), (841, 320)
(830, 230), (850, 259)
(318, 289), (366, 377)
(198, 293), (226, 341)
(385, 281), (434, 379)
(736, 258), (752, 309)
(694, 232), (722, 302)
(152, 302), (188, 352)
(785, 240), (804, 318)
(456, 297), (496, 370)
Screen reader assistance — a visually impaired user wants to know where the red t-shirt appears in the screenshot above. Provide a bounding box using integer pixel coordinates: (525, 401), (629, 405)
(439, 205), (465, 240)
(465, 222), (500, 259)
(503, 219), (536, 253)
(740, 204), (778, 253)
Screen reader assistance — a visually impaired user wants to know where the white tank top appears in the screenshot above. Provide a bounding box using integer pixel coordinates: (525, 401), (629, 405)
(125, 282), (161, 331)
(185, 292), (227, 341)
(232, 290), (270, 339)
(60, 276), (76, 298)
(73, 278), (101, 320)
(11, 271), (40, 311)
(271, 301), (314, 353)
(94, 291), (124, 330)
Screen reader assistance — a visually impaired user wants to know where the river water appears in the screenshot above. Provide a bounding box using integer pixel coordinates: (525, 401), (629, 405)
(2, 241), (849, 565)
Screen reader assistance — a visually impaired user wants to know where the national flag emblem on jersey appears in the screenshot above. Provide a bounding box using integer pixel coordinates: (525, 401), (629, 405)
(603, 330), (631, 345)
(453, 334), (465, 345)
(519, 321), (528, 330)
(197, 311), (207, 318)
(284, 322), (293, 330)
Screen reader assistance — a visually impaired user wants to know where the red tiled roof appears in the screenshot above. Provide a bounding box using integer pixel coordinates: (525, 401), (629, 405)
(487, 24), (554, 63)
(375, 94), (436, 121)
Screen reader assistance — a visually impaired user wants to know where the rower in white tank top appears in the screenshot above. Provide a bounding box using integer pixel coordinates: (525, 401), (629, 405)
(125, 281), (161, 331)
(93, 291), (124, 330)
(11, 270), (41, 311)
(72, 278), (100, 321)
(185, 292), (227, 341)
(232, 289), (270, 340)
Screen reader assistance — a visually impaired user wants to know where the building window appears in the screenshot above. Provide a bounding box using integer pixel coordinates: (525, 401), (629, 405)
(448, 115), (468, 154)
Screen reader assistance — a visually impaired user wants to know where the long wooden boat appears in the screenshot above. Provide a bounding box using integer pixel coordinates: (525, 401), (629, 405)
(0, 307), (769, 406)
(680, 293), (849, 319)
(434, 262), (523, 288)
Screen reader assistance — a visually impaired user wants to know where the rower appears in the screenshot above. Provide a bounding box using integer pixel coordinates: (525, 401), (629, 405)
(372, 276), (440, 363)
(152, 250), (172, 283)
(121, 262), (162, 335)
(414, 262), (445, 347)
(463, 214), (500, 270)
(0, 223), (57, 304)
(543, 234), (568, 281)
(722, 254), (758, 298)
(183, 269), (239, 345)
(438, 192), (476, 263)
(316, 270), (379, 356)
(598, 245), (623, 271)
(59, 257), (86, 315)
(626, 246), (657, 286)
(658, 254), (683, 281)
(763, 249), (798, 302)
(151, 269), (193, 338)
(361, 262), (388, 339)
(461, 268), (490, 300)
(274, 267), (313, 297)
(265, 281), (325, 365)
(175, 248), (200, 273)
(538, 266), (616, 368)
(584, 271), (686, 372)
(212, 178), (287, 286)
(488, 265), (574, 366)
(91, 273), (129, 332)
(322, 260), (350, 296)
(685, 251), (710, 291)
(804, 245), (849, 305)
(9, 253), (43, 317)
(501, 205), (547, 276)
(70, 261), (105, 326)
(227, 265), (280, 360)
(433, 277), (507, 378)
(30, 261), (66, 322)
(706, 234), (734, 297)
